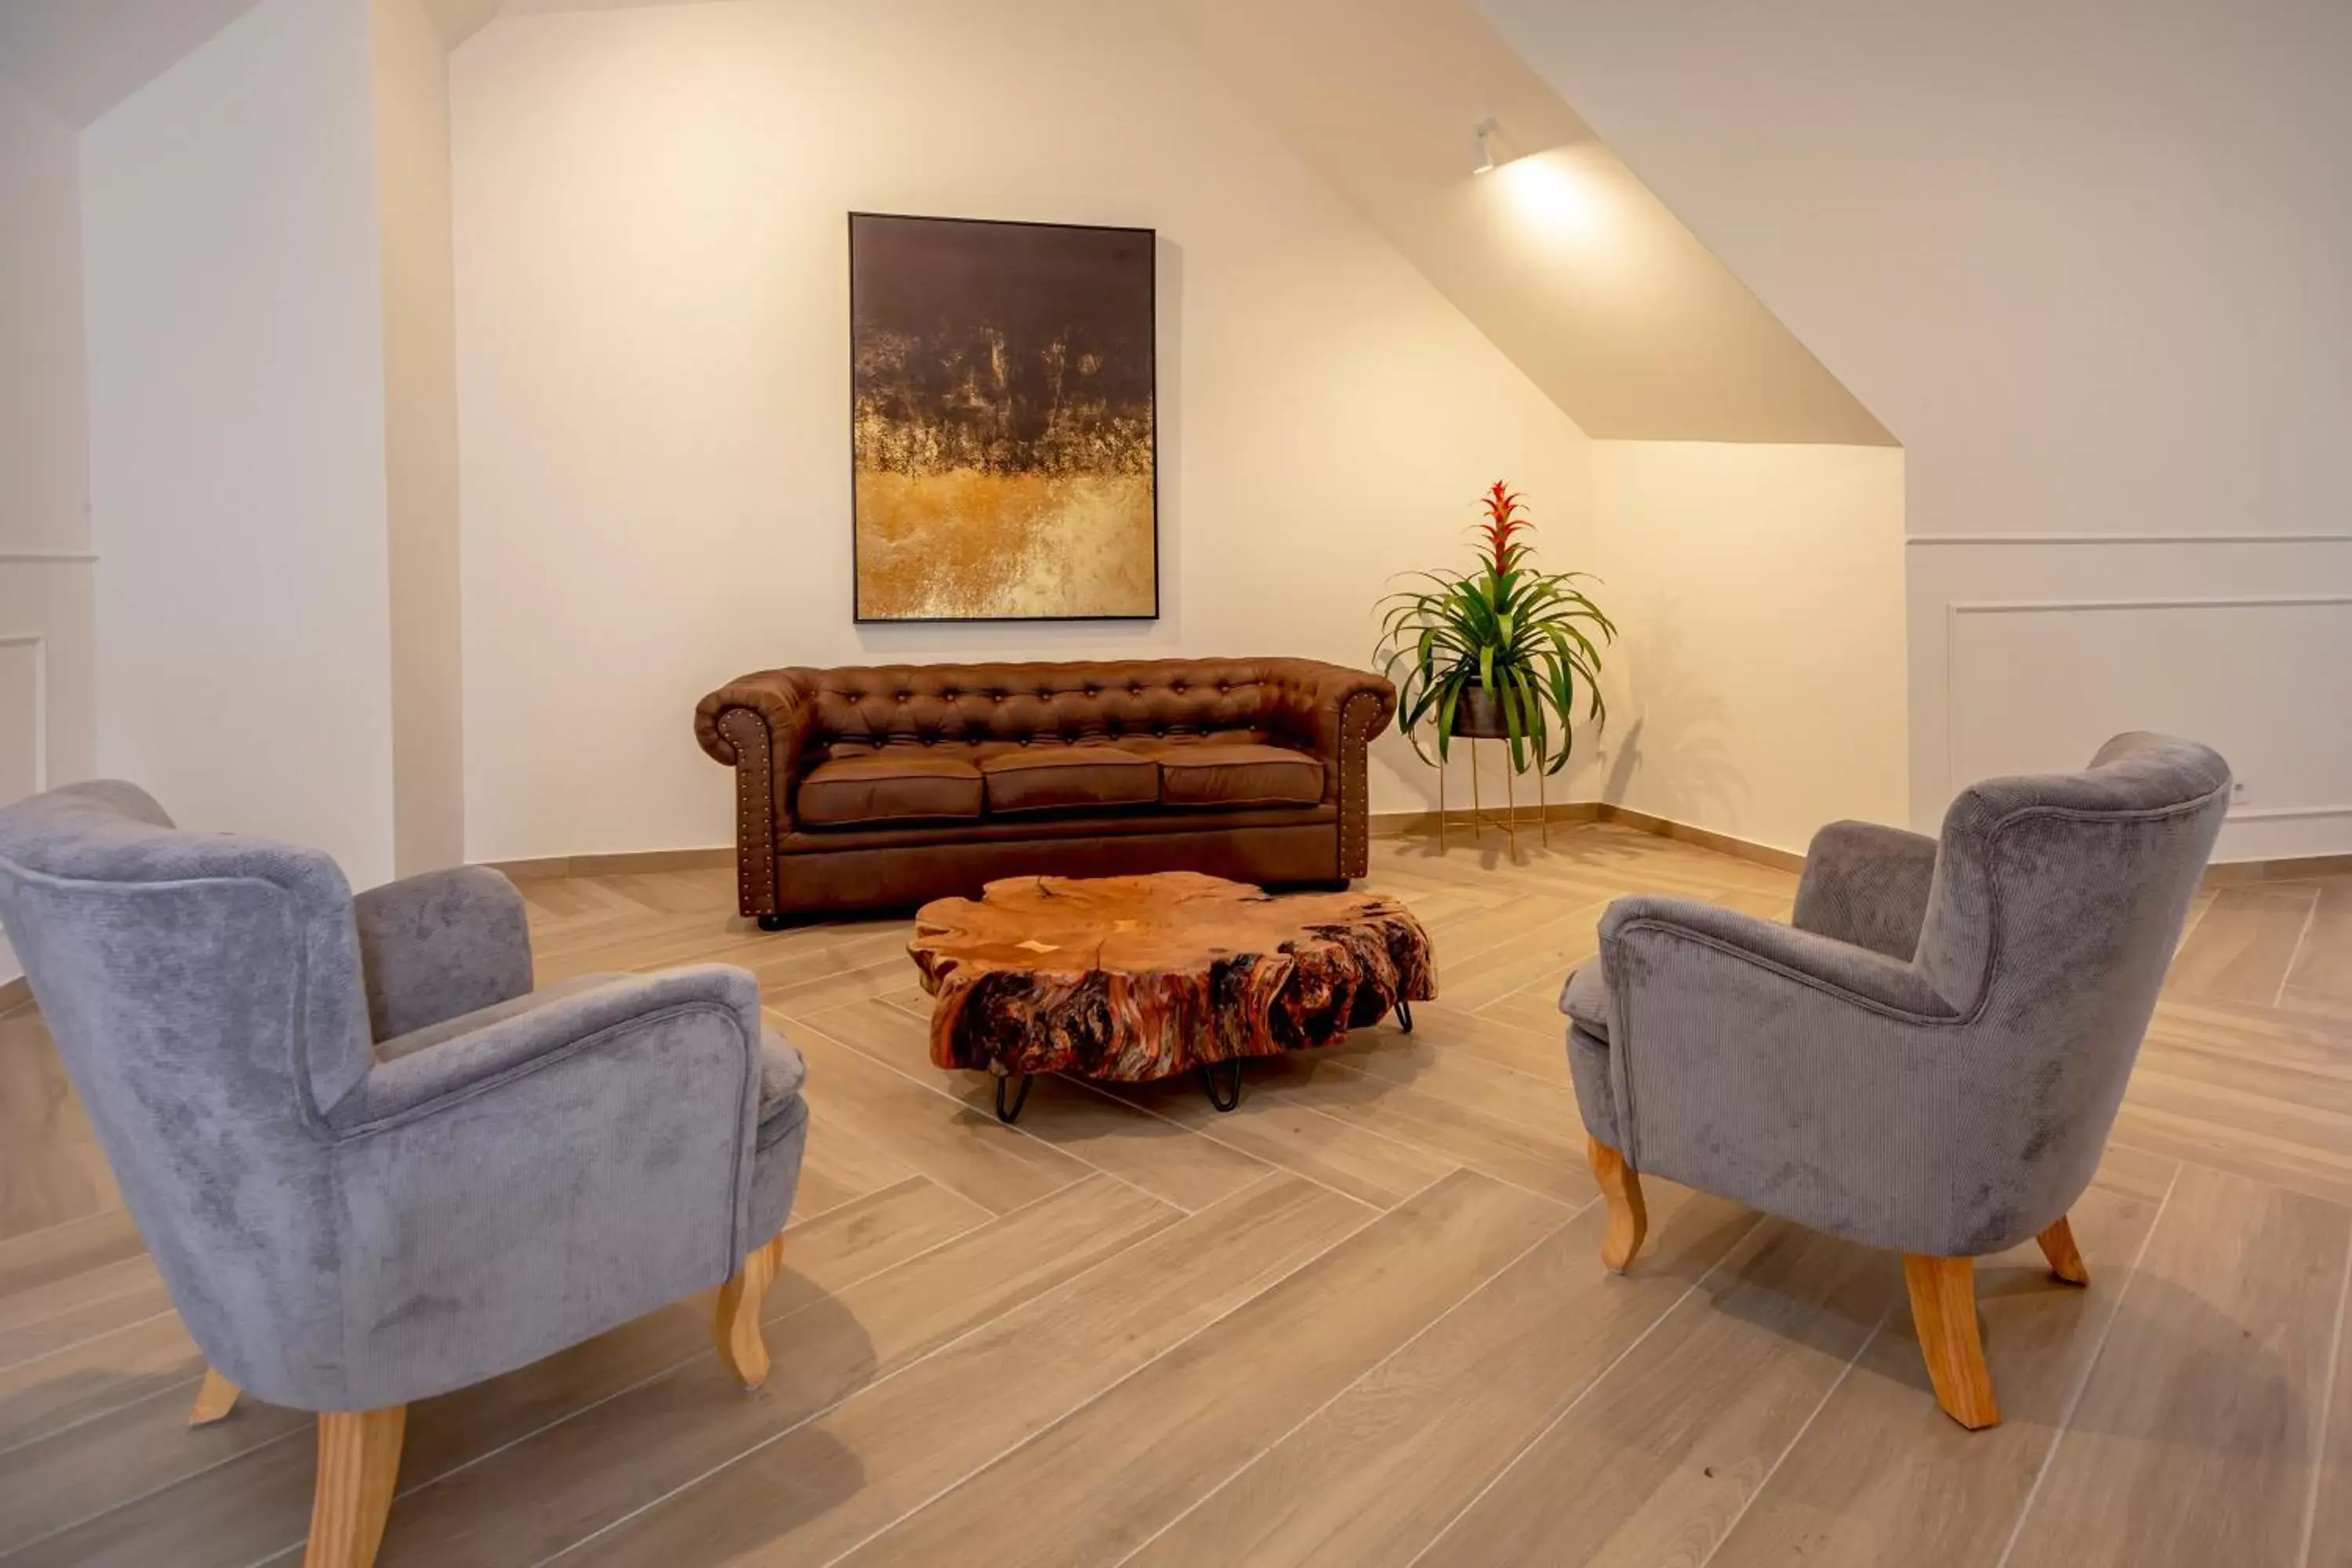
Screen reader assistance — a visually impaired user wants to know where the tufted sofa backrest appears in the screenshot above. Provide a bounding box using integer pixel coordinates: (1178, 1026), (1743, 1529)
(783, 659), (1319, 757)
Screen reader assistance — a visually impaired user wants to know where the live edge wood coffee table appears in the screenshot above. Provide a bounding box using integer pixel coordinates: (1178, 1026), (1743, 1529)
(908, 871), (1436, 1122)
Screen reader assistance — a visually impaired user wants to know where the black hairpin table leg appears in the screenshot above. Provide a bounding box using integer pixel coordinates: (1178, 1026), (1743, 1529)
(1199, 1058), (1243, 1112)
(994, 1073), (1033, 1124)
(1396, 1000), (1415, 1033)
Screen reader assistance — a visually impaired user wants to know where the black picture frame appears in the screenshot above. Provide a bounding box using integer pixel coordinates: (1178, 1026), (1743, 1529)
(848, 211), (1160, 624)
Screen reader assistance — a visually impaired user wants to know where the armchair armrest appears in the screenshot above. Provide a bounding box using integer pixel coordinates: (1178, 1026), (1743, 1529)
(354, 866), (533, 1040)
(696, 670), (815, 918)
(329, 964), (764, 1131)
(1601, 895), (1952, 1022)
(1791, 821), (1940, 960)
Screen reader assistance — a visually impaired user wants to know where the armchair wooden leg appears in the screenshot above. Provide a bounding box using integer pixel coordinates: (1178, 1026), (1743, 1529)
(714, 1233), (786, 1390)
(1587, 1137), (1647, 1272)
(306, 1406), (405, 1568)
(2036, 1214), (2090, 1285)
(189, 1367), (240, 1427)
(1904, 1254), (2000, 1429)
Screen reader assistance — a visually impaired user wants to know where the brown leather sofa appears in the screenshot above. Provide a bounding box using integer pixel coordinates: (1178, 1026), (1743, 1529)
(695, 658), (1396, 924)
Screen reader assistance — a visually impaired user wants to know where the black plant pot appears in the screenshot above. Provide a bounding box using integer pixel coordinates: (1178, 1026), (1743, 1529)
(1450, 686), (1512, 740)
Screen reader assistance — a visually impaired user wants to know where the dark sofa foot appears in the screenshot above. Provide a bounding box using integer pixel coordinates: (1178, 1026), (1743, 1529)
(757, 913), (790, 932)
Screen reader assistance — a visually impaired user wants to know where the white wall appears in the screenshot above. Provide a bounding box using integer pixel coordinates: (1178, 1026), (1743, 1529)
(0, 76), (98, 982)
(1587, 442), (1907, 854)
(0, 80), (89, 562)
(448, 0), (1596, 862)
(375, 0), (468, 874)
(82, 0), (401, 887)
(1483, 0), (2352, 859)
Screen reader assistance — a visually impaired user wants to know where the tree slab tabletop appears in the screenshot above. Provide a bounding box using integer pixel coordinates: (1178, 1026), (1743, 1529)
(909, 872), (1437, 1082)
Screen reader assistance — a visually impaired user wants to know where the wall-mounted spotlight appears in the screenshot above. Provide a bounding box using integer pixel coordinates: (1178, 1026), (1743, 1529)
(1473, 118), (1500, 175)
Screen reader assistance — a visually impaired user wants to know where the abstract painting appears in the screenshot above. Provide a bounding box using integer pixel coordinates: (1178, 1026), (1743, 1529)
(850, 213), (1158, 622)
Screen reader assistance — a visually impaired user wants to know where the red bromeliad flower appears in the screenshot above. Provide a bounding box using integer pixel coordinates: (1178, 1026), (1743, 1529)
(1477, 481), (1531, 576)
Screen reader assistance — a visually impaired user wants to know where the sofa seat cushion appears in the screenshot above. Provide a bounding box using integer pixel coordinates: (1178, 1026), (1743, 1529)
(979, 745), (1159, 815)
(799, 751), (982, 827)
(1147, 742), (1325, 808)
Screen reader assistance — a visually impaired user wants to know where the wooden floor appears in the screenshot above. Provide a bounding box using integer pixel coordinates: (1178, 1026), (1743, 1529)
(3, 822), (2351, 1566)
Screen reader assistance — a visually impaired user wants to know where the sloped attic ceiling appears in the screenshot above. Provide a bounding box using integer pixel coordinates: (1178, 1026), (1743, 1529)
(0, 0), (496, 123)
(12, 0), (1896, 446)
(1156, 0), (1893, 445)
(0, 0), (263, 125)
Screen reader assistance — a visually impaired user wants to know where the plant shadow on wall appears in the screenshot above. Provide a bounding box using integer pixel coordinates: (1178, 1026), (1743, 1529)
(1376, 483), (1615, 837)
(1592, 597), (1744, 836)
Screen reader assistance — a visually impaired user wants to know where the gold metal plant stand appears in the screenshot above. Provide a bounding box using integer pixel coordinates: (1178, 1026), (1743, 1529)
(1435, 739), (1548, 862)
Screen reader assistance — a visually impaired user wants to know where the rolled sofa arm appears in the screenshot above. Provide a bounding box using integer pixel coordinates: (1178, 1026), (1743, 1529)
(1791, 821), (1940, 961)
(353, 866), (534, 1041)
(695, 671), (815, 919)
(1267, 661), (1396, 880)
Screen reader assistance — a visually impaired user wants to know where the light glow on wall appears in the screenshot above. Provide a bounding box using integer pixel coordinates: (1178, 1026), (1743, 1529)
(1495, 150), (1608, 244)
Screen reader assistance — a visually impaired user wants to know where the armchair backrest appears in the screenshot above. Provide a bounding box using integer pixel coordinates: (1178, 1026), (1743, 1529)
(0, 781), (372, 1390)
(1913, 732), (2230, 1203)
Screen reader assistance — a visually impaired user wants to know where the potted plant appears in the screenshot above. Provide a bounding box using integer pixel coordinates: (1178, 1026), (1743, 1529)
(1376, 482), (1615, 778)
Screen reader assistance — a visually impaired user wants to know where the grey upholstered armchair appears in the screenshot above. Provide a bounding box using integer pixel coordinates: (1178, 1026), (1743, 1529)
(1561, 733), (2229, 1428)
(0, 782), (810, 1566)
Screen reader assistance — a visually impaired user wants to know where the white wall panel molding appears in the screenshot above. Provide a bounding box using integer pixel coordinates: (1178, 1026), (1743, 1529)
(1909, 534), (2352, 548)
(1937, 593), (2352, 860)
(2228, 804), (2352, 823)
(0, 633), (49, 796)
(1948, 593), (2352, 617)
(1907, 526), (2352, 858)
